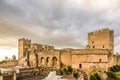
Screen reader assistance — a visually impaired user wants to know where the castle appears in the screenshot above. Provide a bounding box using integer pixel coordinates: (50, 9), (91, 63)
(18, 28), (114, 71)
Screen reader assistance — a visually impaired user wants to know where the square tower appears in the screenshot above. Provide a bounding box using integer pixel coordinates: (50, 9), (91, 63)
(18, 38), (31, 60)
(88, 28), (114, 51)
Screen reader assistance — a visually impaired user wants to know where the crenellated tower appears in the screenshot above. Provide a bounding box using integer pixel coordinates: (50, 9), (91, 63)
(18, 38), (31, 65)
(88, 28), (114, 52)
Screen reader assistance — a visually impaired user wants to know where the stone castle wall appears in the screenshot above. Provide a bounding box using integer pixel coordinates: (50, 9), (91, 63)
(18, 28), (114, 70)
(72, 49), (110, 69)
(60, 49), (72, 67)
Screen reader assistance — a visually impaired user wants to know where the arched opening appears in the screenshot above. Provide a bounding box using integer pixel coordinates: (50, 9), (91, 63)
(46, 57), (50, 66)
(52, 57), (57, 67)
(41, 57), (45, 65)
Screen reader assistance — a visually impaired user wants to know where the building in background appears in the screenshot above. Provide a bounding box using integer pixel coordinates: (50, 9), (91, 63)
(0, 55), (18, 68)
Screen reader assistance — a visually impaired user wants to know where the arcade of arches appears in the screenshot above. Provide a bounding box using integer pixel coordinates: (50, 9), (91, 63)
(39, 56), (58, 67)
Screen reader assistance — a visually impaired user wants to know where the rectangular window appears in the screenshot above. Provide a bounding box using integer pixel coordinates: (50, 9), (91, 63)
(93, 46), (95, 49)
(79, 64), (82, 68)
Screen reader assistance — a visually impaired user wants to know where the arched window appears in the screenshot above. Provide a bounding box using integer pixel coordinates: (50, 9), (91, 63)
(52, 57), (57, 67)
(41, 57), (45, 65)
(46, 57), (50, 66)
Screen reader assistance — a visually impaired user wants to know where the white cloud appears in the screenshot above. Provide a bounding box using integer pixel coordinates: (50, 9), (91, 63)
(0, 48), (18, 61)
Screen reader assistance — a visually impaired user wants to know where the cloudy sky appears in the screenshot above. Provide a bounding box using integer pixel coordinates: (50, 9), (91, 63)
(0, 0), (120, 61)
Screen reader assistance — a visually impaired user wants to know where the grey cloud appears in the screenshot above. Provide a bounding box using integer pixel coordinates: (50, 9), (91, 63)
(0, 18), (86, 49)
(0, 0), (120, 52)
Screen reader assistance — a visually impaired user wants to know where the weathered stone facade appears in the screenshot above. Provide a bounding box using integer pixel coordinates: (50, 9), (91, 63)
(72, 49), (113, 71)
(18, 28), (114, 70)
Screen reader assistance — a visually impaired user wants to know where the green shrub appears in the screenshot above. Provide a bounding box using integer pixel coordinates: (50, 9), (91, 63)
(67, 66), (73, 74)
(110, 65), (120, 72)
(63, 66), (73, 75)
(90, 75), (97, 80)
(94, 73), (101, 80)
(73, 72), (79, 80)
(106, 71), (119, 80)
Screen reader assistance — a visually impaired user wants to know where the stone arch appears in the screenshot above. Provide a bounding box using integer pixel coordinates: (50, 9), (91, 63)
(46, 57), (50, 66)
(41, 57), (45, 65)
(52, 57), (57, 67)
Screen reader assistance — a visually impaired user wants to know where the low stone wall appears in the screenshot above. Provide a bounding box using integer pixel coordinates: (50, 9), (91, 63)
(0, 71), (15, 80)
(3, 74), (13, 80)
(0, 67), (61, 80)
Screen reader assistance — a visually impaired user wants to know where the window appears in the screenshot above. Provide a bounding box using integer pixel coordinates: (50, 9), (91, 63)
(93, 46), (95, 49)
(99, 59), (102, 62)
(79, 64), (82, 68)
(92, 41), (94, 44)
(103, 46), (104, 48)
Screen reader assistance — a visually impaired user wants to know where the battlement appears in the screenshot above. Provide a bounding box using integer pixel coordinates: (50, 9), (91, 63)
(31, 43), (54, 50)
(19, 38), (55, 52)
(89, 28), (113, 35)
(19, 38), (25, 41)
(19, 38), (31, 42)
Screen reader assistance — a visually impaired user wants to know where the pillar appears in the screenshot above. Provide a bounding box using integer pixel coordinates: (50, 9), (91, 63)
(14, 71), (16, 80)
